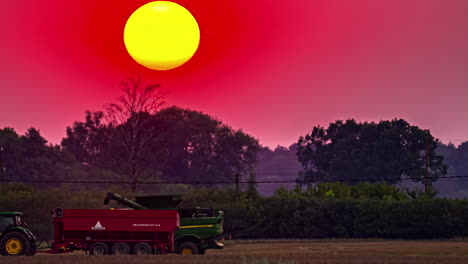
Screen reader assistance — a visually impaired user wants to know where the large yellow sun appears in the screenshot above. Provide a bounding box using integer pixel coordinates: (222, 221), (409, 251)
(124, 1), (200, 71)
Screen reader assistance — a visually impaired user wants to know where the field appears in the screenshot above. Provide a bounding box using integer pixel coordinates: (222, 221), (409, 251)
(1, 240), (468, 264)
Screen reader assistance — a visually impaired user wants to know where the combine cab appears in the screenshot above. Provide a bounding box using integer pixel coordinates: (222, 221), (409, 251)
(105, 192), (224, 255)
(0, 212), (36, 256)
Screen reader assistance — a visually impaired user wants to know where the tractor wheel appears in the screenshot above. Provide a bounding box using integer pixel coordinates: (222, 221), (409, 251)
(133, 242), (152, 255)
(89, 242), (108, 255)
(111, 242), (130, 255)
(0, 232), (31, 256)
(179, 242), (198, 255)
(26, 240), (37, 256)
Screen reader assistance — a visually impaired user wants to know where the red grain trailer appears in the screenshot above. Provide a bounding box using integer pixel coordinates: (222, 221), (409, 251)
(49, 208), (179, 255)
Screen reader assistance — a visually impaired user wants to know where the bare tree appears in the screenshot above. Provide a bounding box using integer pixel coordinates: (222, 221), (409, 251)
(105, 75), (169, 194)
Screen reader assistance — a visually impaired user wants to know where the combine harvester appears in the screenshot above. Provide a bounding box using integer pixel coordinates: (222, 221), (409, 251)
(104, 192), (225, 255)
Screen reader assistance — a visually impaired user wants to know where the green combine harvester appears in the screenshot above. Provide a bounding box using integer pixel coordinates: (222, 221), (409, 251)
(0, 212), (36, 256)
(104, 192), (224, 255)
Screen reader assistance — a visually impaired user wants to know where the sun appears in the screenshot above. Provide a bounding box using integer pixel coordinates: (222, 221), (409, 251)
(124, 1), (200, 71)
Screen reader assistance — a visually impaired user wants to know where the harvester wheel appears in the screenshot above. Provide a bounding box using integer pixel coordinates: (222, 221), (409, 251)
(133, 242), (151, 255)
(0, 232), (31, 256)
(111, 242), (130, 255)
(89, 242), (108, 255)
(179, 242), (198, 255)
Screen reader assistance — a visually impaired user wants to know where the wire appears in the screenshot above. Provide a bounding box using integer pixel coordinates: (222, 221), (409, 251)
(439, 138), (468, 142)
(256, 167), (302, 171)
(2, 175), (468, 185)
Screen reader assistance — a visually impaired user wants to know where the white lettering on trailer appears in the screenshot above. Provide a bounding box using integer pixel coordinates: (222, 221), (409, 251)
(132, 223), (161, 227)
(91, 221), (106, 230)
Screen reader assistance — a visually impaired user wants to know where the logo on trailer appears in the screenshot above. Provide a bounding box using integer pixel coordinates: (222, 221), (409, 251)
(91, 221), (106, 230)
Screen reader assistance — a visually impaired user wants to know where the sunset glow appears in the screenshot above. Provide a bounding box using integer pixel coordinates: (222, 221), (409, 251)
(123, 1), (200, 71)
(1, 0), (468, 148)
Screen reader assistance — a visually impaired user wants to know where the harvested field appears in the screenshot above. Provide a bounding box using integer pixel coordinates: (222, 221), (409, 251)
(1, 240), (467, 264)
(214, 239), (468, 256)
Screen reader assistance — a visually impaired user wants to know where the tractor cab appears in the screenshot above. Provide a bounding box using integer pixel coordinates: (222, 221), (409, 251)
(0, 214), (15, 231)
(0, 212), (25, 231)
(0, 212), (36, 256)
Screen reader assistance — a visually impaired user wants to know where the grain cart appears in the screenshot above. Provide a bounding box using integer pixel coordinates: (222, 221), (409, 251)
(0, 212), (36, 256)
(104, 192), (224, 255)
(48, 207), (179, 255)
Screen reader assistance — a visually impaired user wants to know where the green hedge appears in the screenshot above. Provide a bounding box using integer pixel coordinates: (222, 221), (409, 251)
(2, 183), (468, 240)
(221, 197), (468, 239)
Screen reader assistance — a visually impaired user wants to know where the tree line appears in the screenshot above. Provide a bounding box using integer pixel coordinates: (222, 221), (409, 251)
(0, 77), (467, 197)
(0, 105), (260, 193)
(1, 77), (260, 194)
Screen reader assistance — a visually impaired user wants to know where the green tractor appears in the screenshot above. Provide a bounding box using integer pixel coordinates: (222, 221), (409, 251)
(104, 192), (224, 255)
(0, 212), (36, 256)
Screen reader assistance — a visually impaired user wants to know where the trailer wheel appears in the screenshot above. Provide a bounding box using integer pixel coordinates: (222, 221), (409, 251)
(133, 242), (151, 255)
(89, 242), (108, 255)
(179, 242), (198, 255)
(0, 232), (31, 256)
(111, 242), (130, 255)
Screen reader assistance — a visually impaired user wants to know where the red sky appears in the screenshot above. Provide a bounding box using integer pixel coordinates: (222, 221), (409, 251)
(1, 0), (468, 148)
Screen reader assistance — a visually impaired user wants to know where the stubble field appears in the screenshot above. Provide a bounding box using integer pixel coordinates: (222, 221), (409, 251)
(1, 240), (468, 264)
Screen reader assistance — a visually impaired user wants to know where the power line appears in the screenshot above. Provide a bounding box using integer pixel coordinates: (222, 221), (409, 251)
(255, 170), (302, 174)
(256, 167), (302, 171)
(3, 175), (468, 185)
(439, 138), (468, 142)
(256, 172), (300, 176)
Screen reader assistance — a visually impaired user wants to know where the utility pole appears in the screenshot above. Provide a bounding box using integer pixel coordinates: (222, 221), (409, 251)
(235, 173), (240, 199)
(424, 137), (430, 193)
(0, 147), (4, 188)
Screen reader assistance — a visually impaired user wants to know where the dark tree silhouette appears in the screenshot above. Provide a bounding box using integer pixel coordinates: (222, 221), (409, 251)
(144, 106), (260, 185)
(297, 119), (447, 186)
(105, 76), (169, 194)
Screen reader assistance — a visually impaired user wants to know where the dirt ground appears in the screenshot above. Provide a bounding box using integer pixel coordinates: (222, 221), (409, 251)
(1, 240), (467, 264)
